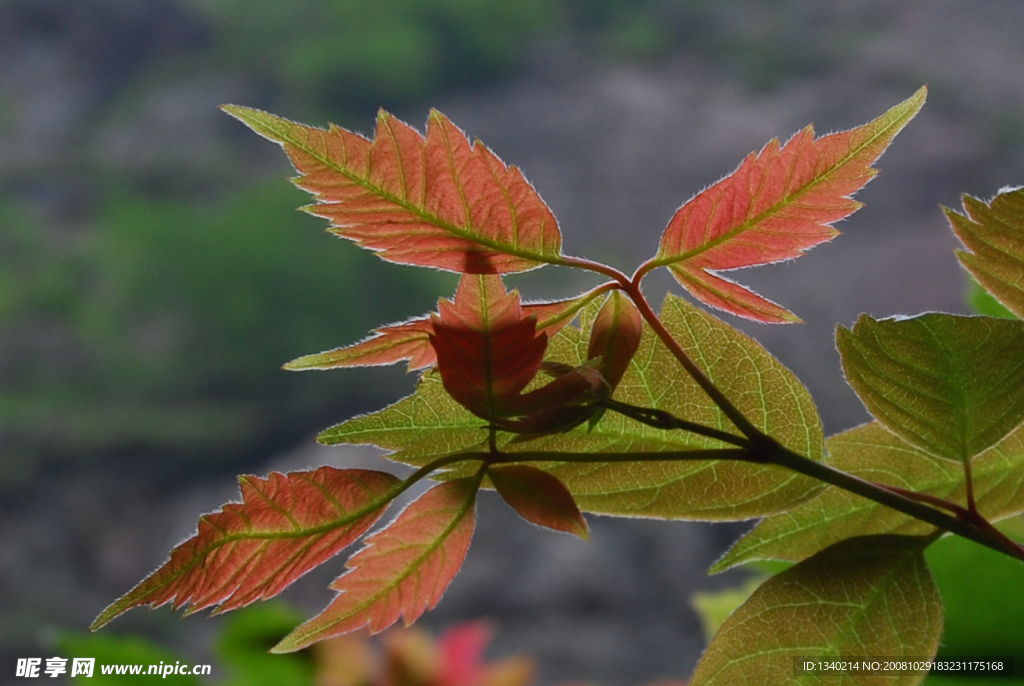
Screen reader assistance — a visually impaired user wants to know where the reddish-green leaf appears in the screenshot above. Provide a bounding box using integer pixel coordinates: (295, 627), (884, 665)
(223, 106), (561, 274)
(273, 477), (480, 652)
(323, 295), (825, 521)
(489, 465), (588, 539)
(90, 468), (400, 630)
(587, 290), (642, 389)
(286, 318), (437, 372)
(654, 87), (926, 323)
(691, 535), (942, 685)
(492, 292), (642, 436)
(284, 292), (594, 373)
(714, 421), (1024, 571)
(947, 187), (1024, 317)
(430, 274), (548, 418)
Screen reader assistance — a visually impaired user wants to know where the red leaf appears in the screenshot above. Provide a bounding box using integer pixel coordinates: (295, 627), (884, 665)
(655, 87), (926, 323)
(526, 295), (597, 339)
(283, 294), (592, 373)
(491, 292), (640, 436)
(274, 478), (479, 652)
(430, 274), (548, 418)
(436, 621), (491, 686)
(489, 465), (588, 539)
(223, 106), (562, 274)
(90, 468), (400, 630)
(587, 291), (643, 388)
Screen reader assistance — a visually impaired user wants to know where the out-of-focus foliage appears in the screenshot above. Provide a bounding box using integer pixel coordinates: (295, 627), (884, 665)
(196, 0), (553, 108)
(192, 0), (811, 114)
(0, 183), (452, 482)
(968, 277), (1019, 319)
(65, 604), (536, 686)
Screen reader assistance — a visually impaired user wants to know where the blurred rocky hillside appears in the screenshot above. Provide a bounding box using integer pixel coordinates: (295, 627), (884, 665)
(2, 1), (1023, 684)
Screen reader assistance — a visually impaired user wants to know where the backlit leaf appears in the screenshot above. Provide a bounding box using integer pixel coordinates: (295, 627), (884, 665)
(322, 294), (825, 520)
(91, 468), (400, 630)
(837, 313), (1024, 464)
(530, 293), (825, 519)
(714, 421), (1024, 571)
(223, 106), (561, 274)
(493, 289), (641, 436)
(947, 187), (1024, 318)
(654, 87), (925, 323)
(691, 577), (765, 643)
(691, 535), (942, 686)
(284, 291), (593, 373)
(489, 465), (588, 539)
(587, 290), (643, 389)
(273, 477), (479, 652)
(286, 317), (436, 372)
(429, 274), (548, 418)
(318, 369), (490, 464)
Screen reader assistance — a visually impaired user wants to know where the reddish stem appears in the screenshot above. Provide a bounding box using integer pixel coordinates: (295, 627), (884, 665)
(552, 252), (1024, 562)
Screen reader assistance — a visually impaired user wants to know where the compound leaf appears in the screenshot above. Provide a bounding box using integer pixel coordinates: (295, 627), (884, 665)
(91, 468), (400, 630)
(655, 87), (925, 323)
(274, 477), (480, 652)
(284, 290), (594, 373)
(715, 421), (1024, 571)
(489, 465), (588, 539)
(323, 294), (825, 520)
(223, 106), (561, 274)
(532, 293), (825, 519)
(692, 535), (942, 686)
(947, 187), (1024, 318)
(837, 313), (1024, 464)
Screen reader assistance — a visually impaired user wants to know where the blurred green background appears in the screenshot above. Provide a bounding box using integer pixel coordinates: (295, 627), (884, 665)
(0, 0), (761, 485)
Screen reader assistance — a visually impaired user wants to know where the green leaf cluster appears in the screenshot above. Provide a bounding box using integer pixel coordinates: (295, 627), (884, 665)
(96, 93), (1024, 685)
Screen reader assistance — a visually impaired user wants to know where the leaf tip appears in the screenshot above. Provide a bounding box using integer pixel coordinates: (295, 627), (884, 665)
(572, 518), (590, 541)
(269, 633), (304, 654)
(281, 354), (312, 371)
(780, 310), (804, 324)
(220, 104), (262, 126)
(89, 600), (127, 632)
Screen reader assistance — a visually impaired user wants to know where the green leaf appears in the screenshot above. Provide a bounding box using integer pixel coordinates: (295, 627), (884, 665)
(216, 603), (315, 686)
(57, 633), (202, 685)
(967, 276), (1019, 319)
(691, 535), (942, 686)
(318, 369), (490, 462)
(691, 576), (765, 643)
(715, 421), (1024, 571)
(947, 187), (1024, 318)
(322, 293), (825, 520)
(924, 523), (1024, 680)
(837, 313), (1024, 464)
